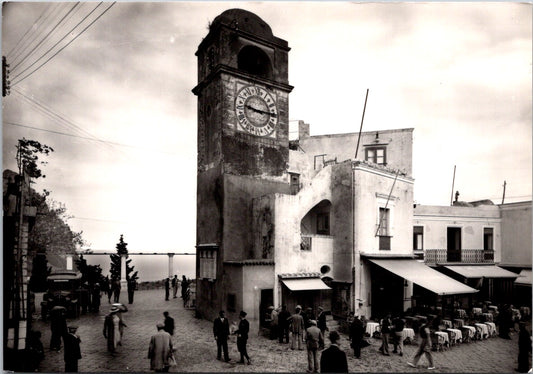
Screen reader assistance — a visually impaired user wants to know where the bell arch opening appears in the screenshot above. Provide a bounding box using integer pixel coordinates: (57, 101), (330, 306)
(238, 45), (273, 79)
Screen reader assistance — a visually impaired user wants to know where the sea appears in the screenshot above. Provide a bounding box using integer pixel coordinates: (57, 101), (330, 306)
(85, 254), (196, 282)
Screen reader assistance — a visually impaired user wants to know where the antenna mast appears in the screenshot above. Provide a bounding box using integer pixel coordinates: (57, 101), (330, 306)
(354, 89), (369, 159)
(450, 165), (456, 206)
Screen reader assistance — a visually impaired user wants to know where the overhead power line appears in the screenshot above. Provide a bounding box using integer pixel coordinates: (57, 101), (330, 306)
(5, 121), (180, 156)
(7, 3), (57, 59)
(11, 2), (116, 86)
(11, 2), (80, 72)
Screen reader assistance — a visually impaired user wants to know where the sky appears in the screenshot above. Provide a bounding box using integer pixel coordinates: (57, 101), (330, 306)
(2, 2), (532, 280)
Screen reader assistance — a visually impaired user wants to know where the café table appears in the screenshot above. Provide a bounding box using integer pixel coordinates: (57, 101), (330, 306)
(488, 305), (498, 312)
(472, 307), (482, 315)
(435, 331), (449, 348)
(475, 323), (489, 339)
(402, 328), (415, 341)
(442, 319), (453, 328)
(446, 328), (463, 345)
(415, 315), (428, 323)
(462, 326), (476, 342)
(453, 319), (464, 328)
(482, 313), (493, 322)
(456, 309), (467, 318)
(366, 322), (380, 337)
(485, 322), (497, 337)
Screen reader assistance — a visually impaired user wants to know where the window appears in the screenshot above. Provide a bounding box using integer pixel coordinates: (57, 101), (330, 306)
(289, 173), (300, 195)
(317, 213), (330, 235)
(484, 228), (494, 250)
(199, 248), (217, 279)
(413, 226), (424, 250)
(378, 208), (391, 250)
(378, 208), (390, 236)
(365, 147), (387, 165)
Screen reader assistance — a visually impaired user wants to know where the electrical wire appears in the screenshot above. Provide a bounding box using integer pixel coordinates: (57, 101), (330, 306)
(6, 3), (57, 60)
(11, 2), (105, 84)
(5, 121), (180, 156)
(11, 2), (115, 86)
(11, 2), (81, 72)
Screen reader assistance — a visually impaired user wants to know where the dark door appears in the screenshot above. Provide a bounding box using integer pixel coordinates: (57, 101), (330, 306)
(260, 289), (274, 327)
(447, 227), (461, 262)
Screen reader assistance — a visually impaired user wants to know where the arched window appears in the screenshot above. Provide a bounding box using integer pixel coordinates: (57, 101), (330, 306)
(238, 45), (272, 79)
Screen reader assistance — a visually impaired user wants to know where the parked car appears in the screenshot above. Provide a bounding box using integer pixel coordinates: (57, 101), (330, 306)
(41, 270), (82, 320)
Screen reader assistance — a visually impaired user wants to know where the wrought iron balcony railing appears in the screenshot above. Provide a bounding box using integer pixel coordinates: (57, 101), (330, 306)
(424, 249), (494, 264)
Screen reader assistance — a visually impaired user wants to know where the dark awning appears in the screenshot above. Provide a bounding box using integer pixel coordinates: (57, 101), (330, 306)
(281, 278), (331, 291)
(444, 265), (519, 279)
(369, 259), (478, 296)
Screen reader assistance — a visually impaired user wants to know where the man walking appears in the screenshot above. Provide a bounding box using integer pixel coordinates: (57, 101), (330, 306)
(148, 323), (173, 372)
(235, 311), (251, 365)
(407, 317), (435, 370)
(278, 305), (290, 344)
(213, 310), (230, 362)
(320, 331), (348, 373)
(49, 306), (67, 351)
(306, 320), (323, 373)
(163, 311), (174, 336)
(290, 305), (305, 350)
(63, 325), (81, 372)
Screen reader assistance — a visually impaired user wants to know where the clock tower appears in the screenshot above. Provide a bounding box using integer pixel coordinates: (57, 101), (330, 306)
(193, 9), (293, 322)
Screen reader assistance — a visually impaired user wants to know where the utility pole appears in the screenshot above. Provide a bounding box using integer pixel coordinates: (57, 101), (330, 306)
(450, 165), (456, 206)
(3, 56), (11, 96)
(354, 89), (369, 159)
(502, 180), (506, 204)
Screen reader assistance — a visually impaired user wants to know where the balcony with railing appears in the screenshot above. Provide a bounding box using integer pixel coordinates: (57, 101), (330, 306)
(424, 249), (495, 264)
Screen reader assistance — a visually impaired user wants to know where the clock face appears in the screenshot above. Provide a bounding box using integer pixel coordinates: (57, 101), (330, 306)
(235, 85), (278, 137)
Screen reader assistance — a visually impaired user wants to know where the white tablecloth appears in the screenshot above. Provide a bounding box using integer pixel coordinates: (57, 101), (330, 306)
(435, 331), (449, 345)
(475, 323), (489, 339)
(482, 313), (493, 322)
(402, 328), (415, 340)
(463, 326), (476, 339)
(472, 307), (482, 315)
(456, 309), (467, 318)
(485, 322), (497, 336)
(366, 322), (380, 336)
(446, 328), (463, 344)
(442, 319), (453, 328)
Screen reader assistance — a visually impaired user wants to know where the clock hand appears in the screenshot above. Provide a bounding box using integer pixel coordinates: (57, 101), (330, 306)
(245, 105), (276, 117)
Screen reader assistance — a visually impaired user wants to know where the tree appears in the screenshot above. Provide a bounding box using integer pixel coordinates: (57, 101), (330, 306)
(109, 235), (138, 282)
(75, 255), (104, 286)
(16, 138), (53, 179)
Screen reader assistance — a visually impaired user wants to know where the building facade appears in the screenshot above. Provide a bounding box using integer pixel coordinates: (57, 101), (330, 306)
(194, 9), (482, 329)
(413, 201), (531, 307)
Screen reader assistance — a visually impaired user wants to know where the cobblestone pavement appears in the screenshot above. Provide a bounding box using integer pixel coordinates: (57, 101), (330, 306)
(33, 289), (526, 373)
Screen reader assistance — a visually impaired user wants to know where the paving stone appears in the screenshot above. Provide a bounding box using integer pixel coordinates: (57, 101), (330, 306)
(32, 290), (527, 373)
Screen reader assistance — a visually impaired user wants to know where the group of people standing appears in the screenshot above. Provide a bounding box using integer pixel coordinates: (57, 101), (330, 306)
(164, 275), (191, 307)
(213, 310), (251, 365)
(101, 277), (137, 305)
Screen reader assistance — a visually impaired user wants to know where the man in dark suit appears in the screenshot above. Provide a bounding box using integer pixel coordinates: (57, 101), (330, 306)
(278, 305), (291, 344)
(320, 330), (348, 373)
(317, 306), (328, 349)
(235, 310), (251, 365)
(213, 310), (230, 362)
(163, 311), (174, 336)
(63, 325), (82, 372)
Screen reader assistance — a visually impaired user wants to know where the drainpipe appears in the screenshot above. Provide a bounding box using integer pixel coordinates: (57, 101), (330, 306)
(352, 168), (356, 314)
